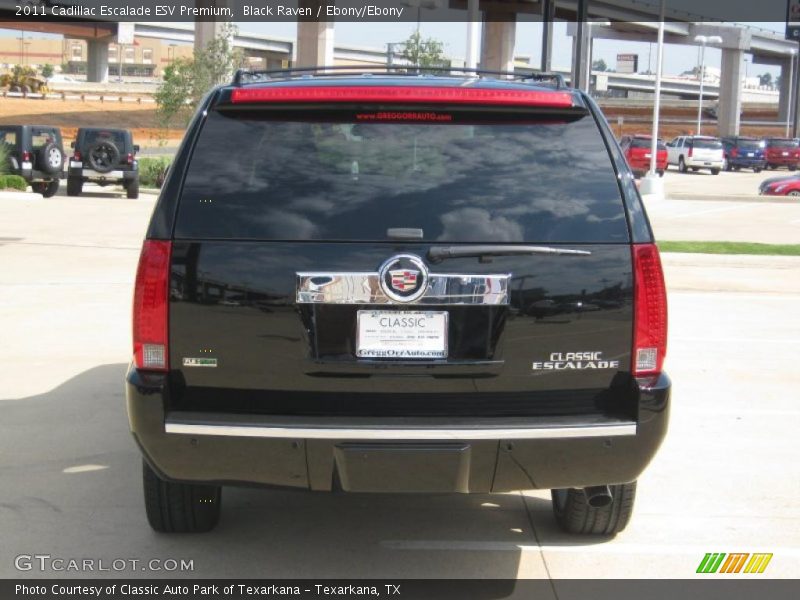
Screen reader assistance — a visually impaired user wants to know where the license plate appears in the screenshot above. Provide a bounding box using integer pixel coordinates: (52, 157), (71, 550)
(644, 153), (651, 158)
(356, 310), (448, 359)
(704, 162), (711, 166)
(783, 151), (789, 156)
(747, 153), (754, 157)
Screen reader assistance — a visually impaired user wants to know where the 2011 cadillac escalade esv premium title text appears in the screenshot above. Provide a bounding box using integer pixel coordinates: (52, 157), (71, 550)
(127, 69), (669, 536)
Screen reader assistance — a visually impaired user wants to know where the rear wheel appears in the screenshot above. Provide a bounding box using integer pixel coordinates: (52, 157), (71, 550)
(126, 179), (139, 199)
(657, 170), (665, 177)
(710, 168), (720, 175)
(41, 180), (59, 198)
(142, 460), (221, 533)
(678, 157), (687, 173)
(754, 167), (762, 173)
(551, 482), (637, 536)
(789, 165), (797, 171)
(788, 190), (800, 196)
(66, 177), (82, 196)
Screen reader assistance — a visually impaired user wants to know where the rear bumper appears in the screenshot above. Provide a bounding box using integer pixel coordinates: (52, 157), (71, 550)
(686, 158), (724, 169)
(766, 156), (800, 166)
(126, 366), (670, 493)
(728, 157), (765, 168)
(68, 166), (137, 181)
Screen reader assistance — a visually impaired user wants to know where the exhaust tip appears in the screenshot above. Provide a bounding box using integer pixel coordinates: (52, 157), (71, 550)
(583, 485), (613, 508)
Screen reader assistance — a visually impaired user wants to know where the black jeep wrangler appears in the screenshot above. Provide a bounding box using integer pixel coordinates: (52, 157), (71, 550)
(0, 125), (64, 197)
(127, 68), (670, 536)
(67, 128), (140, 198)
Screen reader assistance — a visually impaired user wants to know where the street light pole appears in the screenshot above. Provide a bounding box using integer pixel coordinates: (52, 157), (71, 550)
(696, 38), (707, 135)
(647, 1), (666, 179)
(786, 49), (796, 138)
(693, 35), (723, 136)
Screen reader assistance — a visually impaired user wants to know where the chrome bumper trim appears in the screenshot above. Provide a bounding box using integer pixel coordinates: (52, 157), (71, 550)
(296, 271), (510, 305)
(165, 421), (636, 440)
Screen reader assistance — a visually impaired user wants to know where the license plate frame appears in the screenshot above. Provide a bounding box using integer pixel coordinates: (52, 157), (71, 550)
(356, 310), (448, 359)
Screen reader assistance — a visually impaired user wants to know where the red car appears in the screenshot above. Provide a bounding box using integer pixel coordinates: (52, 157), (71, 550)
(620, 134), (667, 177)
(764, 138), (800, 170)
(759, 175), (800, 196)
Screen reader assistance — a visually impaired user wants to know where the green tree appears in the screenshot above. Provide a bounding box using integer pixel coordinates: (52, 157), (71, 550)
(592, 58), (608, 72)
(155, 24), (245, 128)
(758, 72), (772, 88)
(400, 31), (449, 72)
(40, 64), (54, 80)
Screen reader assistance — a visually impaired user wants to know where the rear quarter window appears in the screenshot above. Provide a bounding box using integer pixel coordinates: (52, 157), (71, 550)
(175, 107), (630, 243)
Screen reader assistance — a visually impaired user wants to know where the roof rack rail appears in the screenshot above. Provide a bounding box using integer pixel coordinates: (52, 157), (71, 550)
(232, 66), (566, 89)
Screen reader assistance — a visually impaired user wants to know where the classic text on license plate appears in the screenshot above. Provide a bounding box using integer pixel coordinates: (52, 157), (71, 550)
(356, 311), (448, 359)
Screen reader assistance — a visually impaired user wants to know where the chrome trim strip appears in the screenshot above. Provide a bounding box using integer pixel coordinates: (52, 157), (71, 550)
(165, 422), (636, 440)
(296, 272), (510, 305)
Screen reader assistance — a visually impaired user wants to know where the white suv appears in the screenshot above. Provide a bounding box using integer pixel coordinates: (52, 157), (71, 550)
(666, 135), (724, 175)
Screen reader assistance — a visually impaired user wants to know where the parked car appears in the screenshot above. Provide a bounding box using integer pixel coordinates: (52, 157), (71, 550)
(127, 68), (670, 536)
(666, 135), (724, 174)
(721, 136), (765, 172)
(758, 174), (800, 196)
(619, 134), (667, 177)
(763, 138), (800, 171)
(67, 127), (140, 198)
(0, 125), (64, 197)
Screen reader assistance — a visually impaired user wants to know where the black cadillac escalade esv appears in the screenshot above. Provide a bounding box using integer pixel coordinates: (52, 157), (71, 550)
(127, 68), (669, 536)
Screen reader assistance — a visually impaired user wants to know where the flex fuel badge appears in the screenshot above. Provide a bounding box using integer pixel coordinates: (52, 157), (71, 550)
(183, 357), (218, 368)
(532, 352), (620, 371)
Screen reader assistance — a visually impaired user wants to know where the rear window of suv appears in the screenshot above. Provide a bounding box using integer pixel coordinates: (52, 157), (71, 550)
(630, 138), (666, 150)
(691, 138), (722, 150)
(767, 139), (798, 148)
(174, 107), (629, 243)
(81, 130), (126, 147)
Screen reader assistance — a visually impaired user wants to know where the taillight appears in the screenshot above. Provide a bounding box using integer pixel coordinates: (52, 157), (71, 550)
(133, 240), (172, 371)
(73, 150), (82, 161)
(730, 148), (738, 157)
(230, 86), (576, 108)
(125, 152), (134, 164)
(687, 146), (693, 158)
(21, 151), (31, 161)
(632, 243), (668, 383)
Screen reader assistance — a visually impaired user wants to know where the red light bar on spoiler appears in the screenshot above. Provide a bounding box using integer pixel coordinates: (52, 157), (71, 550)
(230, 86), (576, 108)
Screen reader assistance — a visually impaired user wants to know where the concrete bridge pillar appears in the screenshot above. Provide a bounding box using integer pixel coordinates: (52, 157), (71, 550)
(481, 17), (516, 73)
(296, 1), (334, 67)
(778, 56), (796, 122)
(86, 40), (109, 83)
(718, 47), (744, 137)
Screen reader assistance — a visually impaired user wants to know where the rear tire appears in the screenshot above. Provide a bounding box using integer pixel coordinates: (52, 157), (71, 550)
(42, 180), (59, 198)
(788, 190), (800, 196)
(142, 460), (221, 533)
(710, 168), (720, 175)
(126, 179), (139, 199)
(678, 157), (687, 173)
(754, 167), (762, 173)
(551, 482), (637, 536)
(66, 177), (82, 196)
(657, 170), (665, 177)
(790, 165), (797, 171)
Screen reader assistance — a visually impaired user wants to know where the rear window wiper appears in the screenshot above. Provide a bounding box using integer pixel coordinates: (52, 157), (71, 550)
(427, 245), (591, 263)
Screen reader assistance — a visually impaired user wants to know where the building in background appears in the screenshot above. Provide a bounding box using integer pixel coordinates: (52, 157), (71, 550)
(0, 36), (194, 77)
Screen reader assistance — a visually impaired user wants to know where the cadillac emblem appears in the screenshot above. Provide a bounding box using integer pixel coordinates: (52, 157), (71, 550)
(378, 254), (429, 303)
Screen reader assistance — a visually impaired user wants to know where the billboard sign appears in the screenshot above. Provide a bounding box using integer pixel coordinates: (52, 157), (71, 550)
(617, 53), (639, 74)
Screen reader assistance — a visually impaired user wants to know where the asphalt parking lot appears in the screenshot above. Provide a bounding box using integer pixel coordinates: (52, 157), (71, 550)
(0, 185), (798, 584)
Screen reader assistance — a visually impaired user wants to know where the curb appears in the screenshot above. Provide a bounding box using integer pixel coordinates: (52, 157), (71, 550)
(665, 193), (797, 204)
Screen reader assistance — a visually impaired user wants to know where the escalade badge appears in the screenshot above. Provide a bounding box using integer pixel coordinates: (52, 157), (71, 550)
(378, 254), (429, 303)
